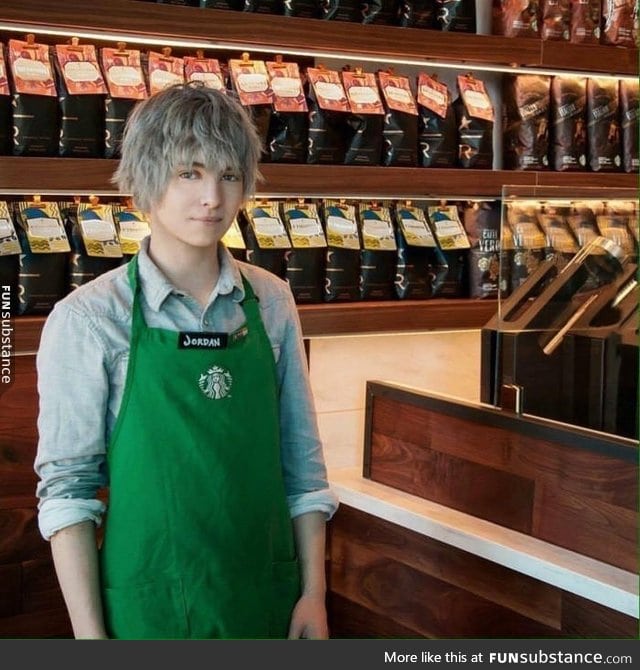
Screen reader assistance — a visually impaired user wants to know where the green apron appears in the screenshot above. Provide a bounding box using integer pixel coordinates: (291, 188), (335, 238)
(99, 256), (300, 639)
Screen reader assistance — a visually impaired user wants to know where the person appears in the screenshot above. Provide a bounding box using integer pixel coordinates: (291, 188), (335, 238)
(34, 83), (339, 640)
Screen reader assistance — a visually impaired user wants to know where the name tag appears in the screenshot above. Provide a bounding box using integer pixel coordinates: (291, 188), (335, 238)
(178, 332), (228, 349)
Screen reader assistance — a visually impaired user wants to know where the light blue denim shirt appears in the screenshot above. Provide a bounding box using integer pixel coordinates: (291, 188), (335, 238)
(35, 238), (338, 540)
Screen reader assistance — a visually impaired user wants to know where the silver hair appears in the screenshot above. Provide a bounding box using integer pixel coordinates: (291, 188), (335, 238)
(112, 83), (263, 211)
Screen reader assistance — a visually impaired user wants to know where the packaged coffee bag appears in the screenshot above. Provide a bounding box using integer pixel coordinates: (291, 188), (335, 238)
(357, 201), (397, 300)
(492, 0), (541, 37)
(14, 199), (70, 314)
(54, 40), (108, 157)
(503, 74), (551, 171)
(434, 0), (476, 32)
(8, 37), (59, 156)
(362, 0), (400, 24)
(267, 58), (308, 163)
(61, 199), (122, 291)
(394, 202), (447, 299)
(0, 47), (11, 155)
(148, 48), (184, 95)
(101, 45), (147, 159)
(184, 53), (225, 91)
(455, 74), (494, 169)
(506, 200), (547, 291)
(426, 203), (470, 297)
(596, 202), (636, 259)
(569, 0), (601, 44)
(221, 216), (247, 262)
(320, 0), (362, 21)
(283, 0), (323, 18)
(536, 202), (579, 270)
(550, 75), (587, 171)
(342, 68), (385, 165)
(229, 55), (273, 159)
(306, 66), (350, 164)
(241, 200), (291, 278)
(281, 200), (327, 302)
(397, 1), (436, 28)
(113, 203), (151, 262)
(541, 0), (570, 39)
(462, 200), (502, 299)
(243, 0), (286, 13)
(620, 78), (639, 173)
(417, 74), (457, 168)
(0, 201), (21, 315)
(566, 201), (601, 247)
(601, 0), (638, 47)
(321, 199), (361, 302)
(587, 77), (621, 172)
(378, 70), (418, 167)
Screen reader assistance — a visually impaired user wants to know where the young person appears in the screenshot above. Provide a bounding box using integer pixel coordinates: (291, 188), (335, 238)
(34, 83), (339, 640)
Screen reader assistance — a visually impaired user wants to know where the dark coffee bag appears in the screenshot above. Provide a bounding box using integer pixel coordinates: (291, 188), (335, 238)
(463, 200), (502, 299)
(394, 203), (446, 299)
(566, 201), (601, 247)
(306, 67), (350, 164)
(101, 47), (148, 159)
(241, 201), (291, 279)
(54, 42), (107, 158)
(620, 78), (639, 173)
(281, 201), (327, 303)
(363, 0), (400, 24)
(550, 75), (587, 171)
(8, 39), (59, 156)
(397, 0), (437, 28)
(596, 204), (637, 260)
(587, 77), (621, 172)
(321, 0), (363, 21)
(601, 0), (638, 47)
(0, 201), (21, 315)
(506, 201), (547, 291)
(200, 0), (245, 9)
(243, 0), (285, 14)
(267, 59), (308, 163)
(569, 0), (601, 43)
(536, 203), (579, 270)
(61, 201), (123, 291)
(378, 71), (418, 167)
(14, 200), (70, 315)
(455, 74), (494, 169)
(434, 0), (476, 32)
(342, 69), (385, 165)
(503, 74), (551, 171)
(417, 74), (457, 168)
(541, 0), (570, 39)
(492, 0), (541, 37)
(426, 204), (470, 297)
(283, 0), (323, 18)
(321, 200), (361, 302)
(358, 202), (397, 301)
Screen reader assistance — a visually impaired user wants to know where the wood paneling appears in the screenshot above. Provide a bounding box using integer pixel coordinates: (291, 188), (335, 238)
(327, 506), (638, 638)
(364, 384), (638, 572)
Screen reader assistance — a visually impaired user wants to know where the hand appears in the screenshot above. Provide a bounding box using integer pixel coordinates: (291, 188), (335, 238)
(287, 593), (329, 639)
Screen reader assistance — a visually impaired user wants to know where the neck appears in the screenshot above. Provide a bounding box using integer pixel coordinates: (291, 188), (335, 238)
(148, 238), (221, 309)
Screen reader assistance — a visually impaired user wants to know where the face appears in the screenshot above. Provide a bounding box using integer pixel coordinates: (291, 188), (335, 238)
(148, 161), (244, 257)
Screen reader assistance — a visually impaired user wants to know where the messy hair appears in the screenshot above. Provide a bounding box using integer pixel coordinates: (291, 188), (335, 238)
(113, 83), (262, 211)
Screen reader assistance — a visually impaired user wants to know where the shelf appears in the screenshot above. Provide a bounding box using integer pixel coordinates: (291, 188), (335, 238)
(12, 300), (497, 353)
(0, 158), (636, 197)
(0, 0), (637, 76)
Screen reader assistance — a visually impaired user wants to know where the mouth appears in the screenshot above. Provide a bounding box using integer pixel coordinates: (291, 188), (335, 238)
(191, 217), (221, 225)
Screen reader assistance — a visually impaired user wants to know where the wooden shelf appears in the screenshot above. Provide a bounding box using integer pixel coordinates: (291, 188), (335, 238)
(0, 0), (637, 76)
(0, 158), (636, 197)
(12, 300), (497, 353)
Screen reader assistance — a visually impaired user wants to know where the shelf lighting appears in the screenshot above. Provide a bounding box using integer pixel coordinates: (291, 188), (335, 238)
(0, 22), (635, 83)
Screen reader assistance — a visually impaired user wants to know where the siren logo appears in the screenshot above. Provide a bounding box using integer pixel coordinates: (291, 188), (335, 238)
(198, 365), (232, 400)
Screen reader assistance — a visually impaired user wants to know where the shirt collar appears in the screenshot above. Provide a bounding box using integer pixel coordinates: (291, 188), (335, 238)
(136, 237), (246, 312)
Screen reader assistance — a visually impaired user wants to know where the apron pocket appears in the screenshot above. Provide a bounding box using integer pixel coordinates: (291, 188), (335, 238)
(103, 577), (189, 639)
(268, 558), (301, 638)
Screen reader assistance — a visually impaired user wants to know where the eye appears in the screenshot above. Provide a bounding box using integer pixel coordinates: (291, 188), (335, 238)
(178, 168), (201, 180)
(221, 172), (241, 182)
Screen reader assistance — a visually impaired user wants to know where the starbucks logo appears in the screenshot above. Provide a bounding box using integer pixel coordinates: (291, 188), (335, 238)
(198, 365), (232, 400)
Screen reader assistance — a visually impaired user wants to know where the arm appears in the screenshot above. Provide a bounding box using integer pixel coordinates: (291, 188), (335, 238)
(288, 511), (329, 640)
(50, 521), (108, 639)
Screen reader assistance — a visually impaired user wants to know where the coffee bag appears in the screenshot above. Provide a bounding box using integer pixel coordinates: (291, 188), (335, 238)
(241, 200), (291, 278)
(321, 199), (361, 302)
(566, 201), (601, 247)
(0, 201), (21, 315)
(417, 74), (457, 168)
(601, 0), (638, 47)
(569, 0), (601, 44)
(550, 75), (587, 171)
(378, 71), (418, 167)
(492, 0), (541, 37)
(463, 200), (502, 299)
(455, 74), (494, 169)
(620, 78), (639, 173)
(586, 77), (621, 172)
(541, 0), (570, 39)
(358, 201), (397, 300)
(426, 204), (470, 297)
(506, 200), (547, 292)
(397, 1), (436, 28)
(434, 0), (476, 32)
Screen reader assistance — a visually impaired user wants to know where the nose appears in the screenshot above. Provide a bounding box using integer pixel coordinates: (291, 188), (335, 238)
(200, 175), (221, 208)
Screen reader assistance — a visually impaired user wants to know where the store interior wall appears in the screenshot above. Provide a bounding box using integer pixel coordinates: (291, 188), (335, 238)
(309, 329), (481, 470)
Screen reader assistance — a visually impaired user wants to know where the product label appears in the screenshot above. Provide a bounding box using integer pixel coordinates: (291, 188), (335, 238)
(282, 203), (326, 248)
(359, 205), (396, 251)
(325, 203), (359, 249)
(114, 208), (151, 254)
(417, 74), (449, 118)
(78, 204), (123, 258)
(55, 44), (108, 95)
(0, 203), (20, 256)
(427, 206), (471, 250)
(184, 56), (224, 91)
(307, 68), (349, 111)
(19, 202), (70, 253)
(397, 207), (437, 247)
(101, 48), (147, 99)
(148, 51), (184, 95)
(342, 71), (384, 115)
(458, 74), (494, 122)
(378, 72), (418, 116)
(229, 59), (273, 106)
(9, 40), (57, 96)
(267, 61), (307, 113)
